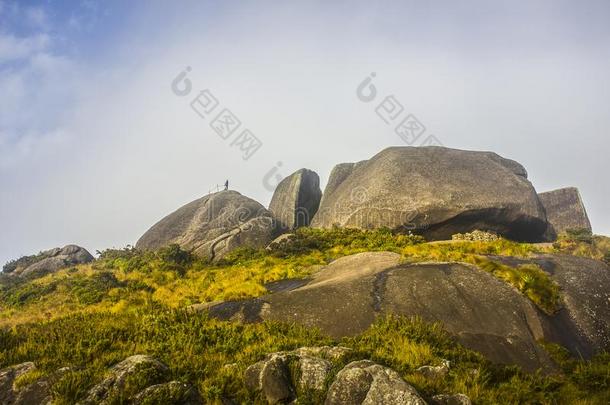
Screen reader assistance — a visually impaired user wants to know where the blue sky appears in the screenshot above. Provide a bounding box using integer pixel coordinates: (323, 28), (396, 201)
(1, 0), (609, 264)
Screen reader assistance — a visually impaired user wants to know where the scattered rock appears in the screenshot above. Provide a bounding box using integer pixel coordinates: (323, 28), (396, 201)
(312, 146), (549, 242)
(131, 381), (203, 405)
(81, 355), (170, 404)
(136, 191), (275, 261)
(325, 360), (426, 405)
(269, 168), (322, 231)
(266, 233), (296, 250)
(417, 360), (451, 379)
(538, 187), (592, 238)
(431, 393), (472, 405)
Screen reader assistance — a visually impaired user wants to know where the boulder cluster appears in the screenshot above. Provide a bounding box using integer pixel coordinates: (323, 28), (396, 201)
(0, 350), (472, 405)
(244, 347), (469, 405)
(135, 146), (594, 261)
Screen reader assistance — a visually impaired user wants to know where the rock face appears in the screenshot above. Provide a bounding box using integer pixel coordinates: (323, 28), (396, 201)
(136, 191), (274, 261)
(268, 169), (322, 231)
(206, 251), (610, 372)
(538, 187), (592, 237)
(312, 147), (549, 242)
(8, 245), (94, 278)
(325, 360), (426, 405)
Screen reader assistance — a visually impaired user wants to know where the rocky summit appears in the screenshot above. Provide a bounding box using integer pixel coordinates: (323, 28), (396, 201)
(136, 190), (274, 261)
(2, 146), (608, 404)
(312, 146), (549, 242)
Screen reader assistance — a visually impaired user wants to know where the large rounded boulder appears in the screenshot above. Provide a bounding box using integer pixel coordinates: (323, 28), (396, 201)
(136, 191), (274, 261)
(311, 146), (549, 242)
(268, 168), (322, 231)
(205, 251), (610, 372)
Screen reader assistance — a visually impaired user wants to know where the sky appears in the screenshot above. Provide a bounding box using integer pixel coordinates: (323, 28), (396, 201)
(1, 0), (609, 265)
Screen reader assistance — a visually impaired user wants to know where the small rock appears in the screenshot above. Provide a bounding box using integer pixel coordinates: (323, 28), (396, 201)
(431, 393), (472, 405)
(417, 360), (450, 379)
(131, 381), (203, 405)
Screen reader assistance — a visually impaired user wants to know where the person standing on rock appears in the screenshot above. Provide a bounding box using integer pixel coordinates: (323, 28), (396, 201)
(224, 180), (229, 191)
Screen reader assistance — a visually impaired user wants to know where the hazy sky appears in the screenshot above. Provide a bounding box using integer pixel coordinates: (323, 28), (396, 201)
(1, 0), (609, 265)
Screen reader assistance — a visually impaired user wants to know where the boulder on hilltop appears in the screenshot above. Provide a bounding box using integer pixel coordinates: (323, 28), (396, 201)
(268, 168), (322, 231)
(3, 245), (94, 278)
(311, 146), (549, 242)
(136, 191), (274, 261)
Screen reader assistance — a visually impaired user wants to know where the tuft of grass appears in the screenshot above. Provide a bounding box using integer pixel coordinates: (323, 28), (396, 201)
(469, 257), (560, 314)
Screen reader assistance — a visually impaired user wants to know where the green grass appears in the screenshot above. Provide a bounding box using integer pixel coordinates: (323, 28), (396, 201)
(0, 310), (608, 404)
(1, 228), (609, 403)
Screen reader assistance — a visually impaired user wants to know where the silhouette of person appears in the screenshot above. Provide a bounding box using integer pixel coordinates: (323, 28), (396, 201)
(224, 180), (229, 191)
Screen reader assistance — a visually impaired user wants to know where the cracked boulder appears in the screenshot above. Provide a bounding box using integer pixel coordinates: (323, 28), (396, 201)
(325, 360), (426, 405)
(136, 190), (274, 261)
(268, 168), (322, 231)
(206, 251), (610, 372)
(245, 346), (352, 403)
(311, 146), (549, 242)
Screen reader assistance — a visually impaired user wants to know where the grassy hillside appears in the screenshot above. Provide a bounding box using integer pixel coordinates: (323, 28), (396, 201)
(1, 228), (609, 403)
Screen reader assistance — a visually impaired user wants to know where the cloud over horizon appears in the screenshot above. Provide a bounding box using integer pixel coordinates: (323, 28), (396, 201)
(1, 0), (609, 265)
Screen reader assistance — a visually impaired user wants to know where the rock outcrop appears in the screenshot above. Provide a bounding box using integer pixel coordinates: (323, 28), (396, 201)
(268, 169), (322, 231)
(6, 245), (94, 278)
(136, 191), (274, 261)
(538, 187), (592, 237)
(311, 146), (549, 242)
(206, 251), (610, 372)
